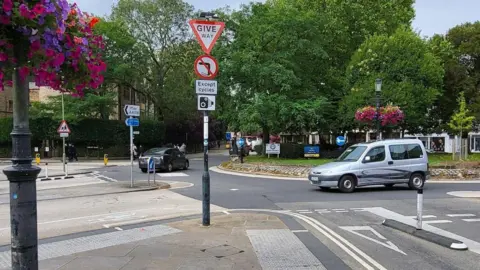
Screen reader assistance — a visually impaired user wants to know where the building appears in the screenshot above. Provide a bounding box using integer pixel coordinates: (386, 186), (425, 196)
(0, 83), (61, 118)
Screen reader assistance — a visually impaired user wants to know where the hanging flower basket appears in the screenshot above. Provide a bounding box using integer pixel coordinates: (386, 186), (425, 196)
(355, 105), (404, 126)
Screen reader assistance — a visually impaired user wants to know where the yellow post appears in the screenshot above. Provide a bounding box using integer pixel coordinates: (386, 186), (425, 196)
(104, 154), (108, 166)
(35, 153), (40, 165)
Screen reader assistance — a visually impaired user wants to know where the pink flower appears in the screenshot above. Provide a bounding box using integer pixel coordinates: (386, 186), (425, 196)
(52, 53), (65, 67)
(19, 67), (30, 81)
(74, 36), (83, 44)
(0, 15), (10, 25)
(30, 40), (41, 52)
(0, 71), (3, 80)
(32, 4), (45, 15)
(19, 4), (32, 19)
(0, 53), (7, 62)
(2, 0), (13, 13)
(6, 80), (12, 87)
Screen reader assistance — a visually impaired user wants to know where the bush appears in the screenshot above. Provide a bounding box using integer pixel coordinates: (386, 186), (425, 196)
(254, 145), (264, 155)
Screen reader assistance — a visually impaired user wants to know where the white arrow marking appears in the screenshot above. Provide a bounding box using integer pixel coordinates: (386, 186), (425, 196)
(339, 225), (406, 255)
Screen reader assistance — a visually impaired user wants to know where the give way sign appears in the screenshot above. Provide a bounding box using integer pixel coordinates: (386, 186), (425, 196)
(189, 20), (225, 55)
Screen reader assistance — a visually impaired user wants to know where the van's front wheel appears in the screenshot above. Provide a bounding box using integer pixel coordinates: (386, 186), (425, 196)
(408, 173), (425, 190)
(338, 175), (355, 193)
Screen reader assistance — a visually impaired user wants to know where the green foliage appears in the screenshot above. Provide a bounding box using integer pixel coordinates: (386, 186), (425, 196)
(340, 28), (444, 133)
(448, 92), (475, 135)
(29, 92), (117, 123)
(217, 3), (332, 136)
(0, 118), (165, 148)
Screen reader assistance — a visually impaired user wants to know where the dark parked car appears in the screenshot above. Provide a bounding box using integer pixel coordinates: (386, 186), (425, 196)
(138, 147), (189, 173)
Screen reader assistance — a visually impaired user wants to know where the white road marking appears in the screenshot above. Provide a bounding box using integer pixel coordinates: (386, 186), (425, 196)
(157, 172), (189, 177)
(232, 209), (386, 270)
(423, 220), (452, 224)
(332, 209), (346, 211)
(230, 188), (239, 191)
(447, 214), (476, 217)
(406, 215), (437, 219)
(298, 211), (313, 214)
(335, 210), (349, 213)
(315, 209), (328, 212)
(114, 227), (123, 231)
(340, 226), (406, 255)
(290, 213), (386, 270)
(447, 191), (480, 198)
(365, 207), (480, 255)
(462, 218), (480, 222)
(223, 211), (231, 215)
(291, 230), (309, 233)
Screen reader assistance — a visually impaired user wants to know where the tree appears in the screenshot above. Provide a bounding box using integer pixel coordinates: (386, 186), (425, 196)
(339, 28), (444, 134)
(29, 92), (117, 122)
(445, 22), (480, 126)
(449, 92), (475, 144)
(111, 0), (196, 120)
(217, 3), (332, 141)
(0, 1), (106, 267)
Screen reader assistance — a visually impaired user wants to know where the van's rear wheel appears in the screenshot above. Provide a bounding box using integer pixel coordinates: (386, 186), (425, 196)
(408, 173), (425, 190)
(338, 175), (355, 193)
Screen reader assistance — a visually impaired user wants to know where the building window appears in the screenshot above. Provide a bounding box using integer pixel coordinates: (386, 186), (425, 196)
(8, 100), (13, 111)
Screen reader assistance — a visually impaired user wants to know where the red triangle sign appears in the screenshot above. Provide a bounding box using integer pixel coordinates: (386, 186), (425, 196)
(189, 20), (225, 55)
(57, 120), (71, 134)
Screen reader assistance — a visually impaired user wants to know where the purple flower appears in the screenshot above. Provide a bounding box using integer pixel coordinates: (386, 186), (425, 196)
(38, 16), (45, 25)
(45, 3), (56, 13)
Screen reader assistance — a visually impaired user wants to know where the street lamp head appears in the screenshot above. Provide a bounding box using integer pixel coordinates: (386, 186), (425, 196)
(375, 78), (382, 92)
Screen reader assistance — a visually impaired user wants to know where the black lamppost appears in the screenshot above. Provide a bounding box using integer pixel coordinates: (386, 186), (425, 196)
(375, 78), (382, 140)
(3, 39), (41, 269)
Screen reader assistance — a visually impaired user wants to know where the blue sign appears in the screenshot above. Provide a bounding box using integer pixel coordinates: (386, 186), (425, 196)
(226, 132), (232, 141)
(304, 146), (320, 158)
(125, 118), (140, 127)
(148, 157), (155, 172)
(238, 138), (245, 147)
(336, 136), (346, 146)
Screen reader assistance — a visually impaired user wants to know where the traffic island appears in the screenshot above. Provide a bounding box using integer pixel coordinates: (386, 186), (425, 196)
(382, 219), (468, 250)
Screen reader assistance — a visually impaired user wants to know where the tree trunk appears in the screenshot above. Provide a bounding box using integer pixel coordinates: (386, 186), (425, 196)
(2, 35), (41, 269)
(262, 126), (270, 156)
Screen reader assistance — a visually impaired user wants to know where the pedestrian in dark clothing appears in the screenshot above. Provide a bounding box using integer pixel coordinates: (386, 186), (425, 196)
(72, 144), (78, 161)
(217, 140), (221, 148)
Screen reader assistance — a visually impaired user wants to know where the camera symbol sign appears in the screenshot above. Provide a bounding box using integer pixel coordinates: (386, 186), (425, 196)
(194, 55), (218, 80)
(198, 95), (216, 111)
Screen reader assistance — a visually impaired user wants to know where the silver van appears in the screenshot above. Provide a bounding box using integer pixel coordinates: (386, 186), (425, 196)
(309, 139), (430, 193)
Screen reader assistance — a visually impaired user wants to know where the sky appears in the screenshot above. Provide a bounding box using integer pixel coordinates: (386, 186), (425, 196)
(71, 0), (480, 37)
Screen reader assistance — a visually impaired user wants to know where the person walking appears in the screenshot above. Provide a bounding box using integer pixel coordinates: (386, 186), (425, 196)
(71, 144), (78, 161)
(179, 143), (186, 154)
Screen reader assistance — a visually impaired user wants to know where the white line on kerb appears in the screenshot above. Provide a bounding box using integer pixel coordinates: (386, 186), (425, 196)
(291, 230), (309, 233)
(447, 214), (476, 217)
(222, 211), (231, 215)
(423, 220), (452, 224)
(114, 227), (123, 231)
(462, 218), (480, 222)
(406, 215), (436, 219)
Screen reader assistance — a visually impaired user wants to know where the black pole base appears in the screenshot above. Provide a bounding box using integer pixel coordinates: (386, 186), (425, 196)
(3, 164), (41, 270)
(202, 170), (211, 226)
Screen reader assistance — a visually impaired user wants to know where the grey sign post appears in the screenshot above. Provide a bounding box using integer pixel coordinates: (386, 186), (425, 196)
(124, 105), (140, 188)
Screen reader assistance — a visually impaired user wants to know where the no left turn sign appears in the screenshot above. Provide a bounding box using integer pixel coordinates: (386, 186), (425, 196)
(194, 55), (218, 80)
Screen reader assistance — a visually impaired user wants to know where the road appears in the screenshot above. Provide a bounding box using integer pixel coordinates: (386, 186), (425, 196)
(1, 153), (480, 269)
(95, 155), (480, 269)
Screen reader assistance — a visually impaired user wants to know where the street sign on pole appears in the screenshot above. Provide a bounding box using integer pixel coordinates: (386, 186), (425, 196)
(226, 132), (232, 141)
(189, 20), (225, 55)
(57, 120), (71, 134)
(194, 55), (219, 80)
(124, 105), (140, 117)
(195, 80), (217, 95)
(60, 133), (69, 138)
(125, 118), (140, 127)
(198, 95), (216, 111)
(336, 136), (346, 146)
(133, 131), (140, 135)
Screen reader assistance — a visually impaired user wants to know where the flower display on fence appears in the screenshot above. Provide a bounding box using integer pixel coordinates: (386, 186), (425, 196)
(355, 105), (404, 126)
(0, 0), (106, 94)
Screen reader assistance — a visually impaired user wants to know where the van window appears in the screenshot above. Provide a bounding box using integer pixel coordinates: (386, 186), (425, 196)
(389, 145), (408, 160)
(337, 146), (367, 162)
(364, 146), (385, 162)
(407, 144), (423, 159)
(389, 144), (424, 160)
